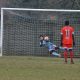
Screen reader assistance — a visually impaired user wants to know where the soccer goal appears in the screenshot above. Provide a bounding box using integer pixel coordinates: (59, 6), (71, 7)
(1, 8), (80, 56)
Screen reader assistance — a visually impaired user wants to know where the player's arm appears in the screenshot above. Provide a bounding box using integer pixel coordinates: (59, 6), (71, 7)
(39, 35), (44, 47)
(60, 30), (63, 47)
(61, 34), (63, 46)
(72, 32), (75, 46)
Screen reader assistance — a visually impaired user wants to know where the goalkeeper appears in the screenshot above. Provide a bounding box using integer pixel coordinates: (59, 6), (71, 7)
(39, 35), (61, 57)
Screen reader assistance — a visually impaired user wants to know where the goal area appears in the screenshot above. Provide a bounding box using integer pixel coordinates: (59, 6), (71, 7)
(1, 8), (80, 56)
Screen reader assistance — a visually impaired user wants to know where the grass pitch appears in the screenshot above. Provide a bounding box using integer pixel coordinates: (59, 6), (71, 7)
(0, 56), (80, 80)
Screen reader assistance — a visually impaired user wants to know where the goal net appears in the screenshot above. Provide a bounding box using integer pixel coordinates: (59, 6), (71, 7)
(1, 8), (80, 56)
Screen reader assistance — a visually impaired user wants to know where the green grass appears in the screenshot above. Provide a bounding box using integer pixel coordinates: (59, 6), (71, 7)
(0, 56), (80, 80)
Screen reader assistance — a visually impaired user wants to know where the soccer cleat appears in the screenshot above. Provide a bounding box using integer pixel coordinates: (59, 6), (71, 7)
(64, 60), (67, 64)
(65, 61), (67, 64)
(71, 61), (74, 64)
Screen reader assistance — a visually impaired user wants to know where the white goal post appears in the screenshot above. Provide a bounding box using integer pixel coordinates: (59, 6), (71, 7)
(1, 8), (80, 56)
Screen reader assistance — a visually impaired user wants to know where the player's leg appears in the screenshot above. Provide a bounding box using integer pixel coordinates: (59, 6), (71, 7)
(67, 44), (74, 64)
(52, 52), (61, 57)
(69, 49), (74, 64)
(50, 50), (61, 57)
(59, 46), (67, 50)
(64, 49), (68, 63)
(63, 44), (68, 63)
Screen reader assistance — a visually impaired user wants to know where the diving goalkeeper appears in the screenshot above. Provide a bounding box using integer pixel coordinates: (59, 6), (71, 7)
(39, 35), (61, 57)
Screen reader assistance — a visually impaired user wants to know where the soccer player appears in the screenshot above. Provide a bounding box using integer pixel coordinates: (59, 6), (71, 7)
(60, 21), (75, 64)
(40, 35), (61, 57)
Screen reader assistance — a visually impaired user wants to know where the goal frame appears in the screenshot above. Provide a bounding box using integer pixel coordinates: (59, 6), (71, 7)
(1, 8), (80, 56)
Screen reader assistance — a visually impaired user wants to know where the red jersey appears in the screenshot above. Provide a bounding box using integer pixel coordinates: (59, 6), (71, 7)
(61, 26), (74, 44)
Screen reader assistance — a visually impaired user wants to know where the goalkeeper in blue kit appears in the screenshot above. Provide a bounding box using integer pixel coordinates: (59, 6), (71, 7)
(39, 35), (61, 57)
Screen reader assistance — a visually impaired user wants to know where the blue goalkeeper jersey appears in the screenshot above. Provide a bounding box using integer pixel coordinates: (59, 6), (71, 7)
(44, 41), (57, 51)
